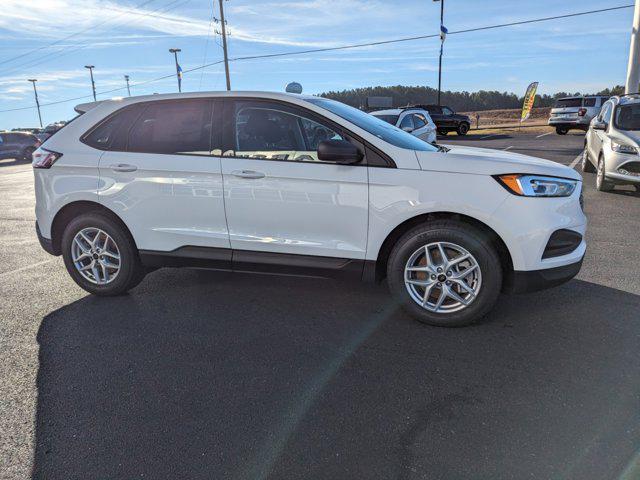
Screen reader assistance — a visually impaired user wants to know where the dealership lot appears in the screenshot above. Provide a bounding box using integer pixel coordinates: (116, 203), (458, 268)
(1, 132), (640, 479)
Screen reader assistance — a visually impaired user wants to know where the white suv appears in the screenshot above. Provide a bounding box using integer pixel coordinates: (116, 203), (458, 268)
(582, 94), (640, 192)
(370, 108), (437, 144)
(33, 92), (586, 327)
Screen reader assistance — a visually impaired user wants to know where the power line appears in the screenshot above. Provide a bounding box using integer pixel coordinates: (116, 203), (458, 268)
(0, 3), (633, 114)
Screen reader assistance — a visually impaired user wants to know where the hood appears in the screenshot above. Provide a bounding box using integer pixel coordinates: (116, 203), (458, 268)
(416, 145), (581, 181)
(609, 129), (640, 146)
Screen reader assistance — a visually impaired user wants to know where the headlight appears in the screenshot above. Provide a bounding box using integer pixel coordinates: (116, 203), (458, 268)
(611, 141), (638, 154)
(495, 174), (578, 197)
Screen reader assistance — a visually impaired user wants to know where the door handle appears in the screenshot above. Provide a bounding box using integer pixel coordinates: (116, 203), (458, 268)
(109, 163), (138, 173)
(230, 169), (265, 179)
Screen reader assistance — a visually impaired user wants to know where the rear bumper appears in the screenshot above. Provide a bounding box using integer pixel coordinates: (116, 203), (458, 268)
(503, 257), (583, 294)
(36, 221), (57, 256)
(547, 120), (589, 130)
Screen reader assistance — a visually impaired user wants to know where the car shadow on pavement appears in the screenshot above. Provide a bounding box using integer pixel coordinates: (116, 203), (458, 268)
(0, 158), (30, 167)
(31, 270), (640, 480)
(438, 133), (512, 141)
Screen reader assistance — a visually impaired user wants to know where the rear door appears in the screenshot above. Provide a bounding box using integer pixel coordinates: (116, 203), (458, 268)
(220, 98), (368, 267)
(96, 98), (230, 254)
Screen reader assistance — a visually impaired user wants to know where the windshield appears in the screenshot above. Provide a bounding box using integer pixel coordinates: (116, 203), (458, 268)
(371, 114), (399, 125)
(555, 98), (582, 108)
(305, 98), (438, 151)
(614, 104), (640, 131)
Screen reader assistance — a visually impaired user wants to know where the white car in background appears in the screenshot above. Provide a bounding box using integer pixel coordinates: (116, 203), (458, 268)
(582, 94), (640, 192)
(371, 107), (437, 144)
(33, 91), (585, 327)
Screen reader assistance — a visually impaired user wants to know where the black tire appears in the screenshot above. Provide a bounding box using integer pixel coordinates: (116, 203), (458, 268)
(556, 127), (568, 135)
(581, 144), (596, 173)
(386, 221), (502, 327)
(456, 122), (470, 136)
(61, 212), (146, 295)
(596, 154), (614, 192)
(437, 128), (448, 136)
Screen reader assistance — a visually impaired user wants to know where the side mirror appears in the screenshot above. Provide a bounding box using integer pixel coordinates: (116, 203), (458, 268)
(401, 126), (414, 133)
(317, 139), (363, 164)
(593, 121), (607, 131)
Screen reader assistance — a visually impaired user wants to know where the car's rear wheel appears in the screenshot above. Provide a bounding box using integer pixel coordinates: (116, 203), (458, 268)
(61, 212), (146, 295)
(596, 154), (615, 192)
(387, 221), (502, 327)
(457, 123), (470, 136)
(21, 146), (35, 161)
(581, 144), (596, 173)
(556, 127), (568, 135)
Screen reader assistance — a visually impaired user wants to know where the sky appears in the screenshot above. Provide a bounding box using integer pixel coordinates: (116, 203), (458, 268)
(0, 0), (635, 130)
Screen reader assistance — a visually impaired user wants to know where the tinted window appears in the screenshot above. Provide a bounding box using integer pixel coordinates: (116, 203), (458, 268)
(232, 101), (344, 162)
(373, 114), (399, 125)
(304, 98), (438, 152)
(426, 106), (442, 114)
(84, 106), (142, 150)
(128, 100), (213, 155)
(399, 115), (414, 130)
(413, 113), (427, 129)
(614, 104), (640, 130)
(555, 98), (582, 108)
(442, 107), (454, 115)
(583, 98), (597, 107)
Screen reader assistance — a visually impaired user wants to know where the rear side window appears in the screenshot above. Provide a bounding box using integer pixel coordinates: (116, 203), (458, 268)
(583, 98), (596, 107)
(399, 115), (414, 130)
(128, 99), (213, 155)
(412, 114), (427, 129)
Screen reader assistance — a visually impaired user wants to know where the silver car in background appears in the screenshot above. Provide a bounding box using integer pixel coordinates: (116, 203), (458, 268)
(371, 107), (437, 144)
(548, 95), (608, 135)
(582, 94), (640, 192)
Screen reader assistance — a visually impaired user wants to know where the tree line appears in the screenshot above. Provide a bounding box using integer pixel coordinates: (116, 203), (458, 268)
(320, 85), (625, 111)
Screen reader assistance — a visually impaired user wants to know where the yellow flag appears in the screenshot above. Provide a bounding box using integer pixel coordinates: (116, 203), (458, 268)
(521, 82), (538, 122)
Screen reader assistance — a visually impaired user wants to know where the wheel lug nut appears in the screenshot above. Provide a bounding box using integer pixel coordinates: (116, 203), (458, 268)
(446, 281), (451, 286)
(431, 275), (436, 280)
(436, 282), (441, 286)
(447, 271), (452, 276)
(437, 267), (443, 273)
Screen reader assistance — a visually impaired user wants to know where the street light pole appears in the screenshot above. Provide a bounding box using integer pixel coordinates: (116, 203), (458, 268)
(434, 0), (445, 105)
(218, 0), (231, 91)
(124, 75), (131, 96)
(27, 79), (43, 128)
(84, 65), (96, 101)
(625, 0), (640, 93)
(169, 48), (182, 92)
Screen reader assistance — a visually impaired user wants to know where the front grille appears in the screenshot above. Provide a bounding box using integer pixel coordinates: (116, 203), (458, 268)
(618, 161), (640, 176)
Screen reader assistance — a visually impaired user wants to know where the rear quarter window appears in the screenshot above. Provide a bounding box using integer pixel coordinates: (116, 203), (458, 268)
(583, 98), (597, 107)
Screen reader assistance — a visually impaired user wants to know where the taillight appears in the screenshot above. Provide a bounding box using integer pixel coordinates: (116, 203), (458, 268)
(578, 108), (587, 116)
(32, 149), (62, 169)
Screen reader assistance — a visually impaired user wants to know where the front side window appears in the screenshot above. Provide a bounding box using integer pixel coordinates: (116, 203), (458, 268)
(442, 107), (454, 116)
(231, 101), (344, 162)
(304, 98), (438, 152)
(128, 99), (213, 155)
(614, 104), (640, 130)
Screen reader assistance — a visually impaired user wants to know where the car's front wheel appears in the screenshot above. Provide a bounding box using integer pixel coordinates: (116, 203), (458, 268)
(61, 212), (146, 295)
(596, 154), (615, 192)
(556, 127), (568, 135)
(387, 221), (502, 327)
(457, 123), (470, 135)
(581, 144), (596, 173)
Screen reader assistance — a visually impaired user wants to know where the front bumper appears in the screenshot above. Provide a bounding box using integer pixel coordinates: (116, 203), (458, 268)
(36, 221), (57, 256)
(605, 153), (640, 185)
(503, 257), (583, 294)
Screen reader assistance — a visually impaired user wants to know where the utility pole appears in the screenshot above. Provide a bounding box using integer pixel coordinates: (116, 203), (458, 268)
(434, 0), (445, 105)
(625, 0), (640, 93)
(27, 79), (43, 128)
(218, 0), (231, 91)
(84, 65), (96, 101)
(169, 48), (182, 92)
(124, 75), (131, 96)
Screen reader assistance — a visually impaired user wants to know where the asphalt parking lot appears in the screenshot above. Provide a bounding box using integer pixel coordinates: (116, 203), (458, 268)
(1, 132), (640, 480)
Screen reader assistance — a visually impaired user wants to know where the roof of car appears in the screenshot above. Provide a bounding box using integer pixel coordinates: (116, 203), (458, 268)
(75, 91), (320, 113)
(370, 109), (402, 115)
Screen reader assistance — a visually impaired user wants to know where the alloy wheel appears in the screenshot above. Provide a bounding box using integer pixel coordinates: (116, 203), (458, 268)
(71, 227), (121, 285)
(404, 241), (482, 313)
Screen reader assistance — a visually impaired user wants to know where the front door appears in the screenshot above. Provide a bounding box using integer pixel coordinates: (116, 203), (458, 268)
(220, 99), (368, 268)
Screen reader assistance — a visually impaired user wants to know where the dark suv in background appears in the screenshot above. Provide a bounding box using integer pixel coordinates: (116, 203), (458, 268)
(0, 132), (40, 161)
(411, 104), (471, 135)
